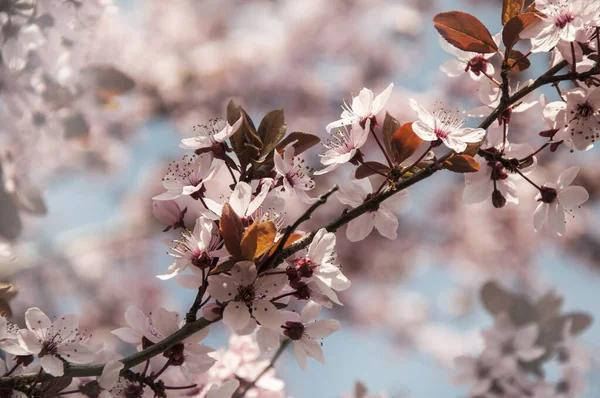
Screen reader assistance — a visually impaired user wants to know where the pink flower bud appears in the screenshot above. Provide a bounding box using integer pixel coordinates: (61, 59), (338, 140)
(202, 303), (223, 321)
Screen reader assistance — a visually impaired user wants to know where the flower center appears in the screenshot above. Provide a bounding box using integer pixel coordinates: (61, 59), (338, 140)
(238, 285), (256, 304)
(465, 55), (488, 76)
(294, 258), (316, 278)
(39, 340), (58, 357)
(282, 321), (305, 340)
(433, 127), (449, 139)
(124, 384), (144, 398)
(576, 102), (594, 119)
(539, 186), (558, 203)
(554, 13), (574, 28)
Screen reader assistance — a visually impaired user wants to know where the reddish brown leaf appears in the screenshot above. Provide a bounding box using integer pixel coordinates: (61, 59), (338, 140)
(502, 0), (524, 25)
(382, 112), (401, 163)
(240, 221), (277, 260)
(480, 281), (518, 316)
(463, 140), (484, 157)
(391, 122), (424, 165)
(219, 203), (244, 260)
(502, 12), (540, 53)
(433, 11), (499, 53)
(506, 49), (531, 71)
(277, 132), (321, 155)
(258, 110), (287, 159)
(443, 154), (480, 173)
(355, 161), (391, 179)
(268, 233), (304, 256)
(209, 259), (237, 275)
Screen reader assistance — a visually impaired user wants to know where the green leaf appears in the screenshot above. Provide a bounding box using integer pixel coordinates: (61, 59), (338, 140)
(210, 259), (237, 275)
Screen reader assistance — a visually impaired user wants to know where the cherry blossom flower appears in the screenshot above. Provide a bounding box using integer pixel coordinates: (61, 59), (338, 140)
(553, 86), (600, 151)
(0, 316), (29, 356)
(286, 228), (350, 305)
(106, 376), (151, 398)
(555, 366), (587, 398)
(314, 120), (370, 175)
(438, 36), (497, 81)
(206, 261), (287, 331)
(180, 117), (243, 158)
(273, 144), (315, 203)
(520, 0), (591, 53)
(555, 319), (589, 371)
(482, 315), (545, 368)
(453, 351), (515, 396)
(468, 78), (538, 119)
(337, 178), (404, 242)
(280, 302), (340, 370)
(533, 166), (589, 236)
(326, 83), (393, 132)
(111, 306), (162, 347)
(153, 154), (218, 201)
(463, 125), (536, 206)
(149, 308), (216, 377)
(204, 181), (271, 222)
(17, 308), (97, 376)
(159, 216), (228, 280)
(79, 360), (125, 398)
(409, 99), (486, 152)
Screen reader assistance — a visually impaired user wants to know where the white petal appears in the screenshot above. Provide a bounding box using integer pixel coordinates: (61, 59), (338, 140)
(17, 330), (42, 354)
(300, 301), (321, 323)
(559, 186), (589, 208)
(151, 308), (179, 338)
(557, 166), (580, 189)
(111, 328), (142, 344)
(371, 83), (394, 115)
(206, 275), (238, 302)
(411, 121), (438, 142)
(354, 88), (374, 116)
(98, 360), (124, 389)
(229, 182), (252, 218)
(533, 202), (548, 232)
(463, 180), (494, 204)
(223, 302), (251, 330)
(293, 342), (308, 370)
(256, 327), (280, 353)
(373, 209), (398, 240)
(304, 319), (341, 339)
(548, 203), (566, 236)
(254, 274), (287, 299)
(440, 59), (466, 77)
(300, 338), (325, 364)
(307, 228), (336, 265)
(252, 300), (282, 330)
(230, 261), (257, 286)
(58, 343), (97, 364)
(40, 356), (64, 376)
(25, 307), (51, 331)
(247, 182), (270, 216)
(52, 314), (79, 338)
(346, 214), (375, 242)
(124, 306), (149, 334)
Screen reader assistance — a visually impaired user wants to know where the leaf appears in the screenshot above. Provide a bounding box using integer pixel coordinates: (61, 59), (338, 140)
(355, 162), (391, 179)
(463, 140), (484, 157)
(535, 290), (564, 323)
(506, 49), (531, 71)
(433, 11), (499, 53)
(82, 65), (135, 103)
(480, 281), (517, 315)
(508, 296), (538, 326)
(277, 132), (321, 155)
(227, 101), (262, 176)
(443, 154), (480, 173)
(258, 110), (287, 158)
(382, 112), (401, 162)
(391, 122), (424, 165)
(540, 312), (593, 347)
(268, 233), (304, 256)
(219, 203), (245, 260)
(502, 0), (524, 25)
(502, 12), (540, 53)
(62, 111), (90, 141)
(0, 166), (22, 241)
(240, 221), (277, 260)
(210, 259), (237, 275)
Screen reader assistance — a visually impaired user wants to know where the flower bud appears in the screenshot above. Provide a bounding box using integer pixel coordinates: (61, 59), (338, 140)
(492, 189), (506, 208)
(202, 303), (223, 321)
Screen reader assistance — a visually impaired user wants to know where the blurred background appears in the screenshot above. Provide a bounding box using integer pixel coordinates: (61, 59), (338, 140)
(2, 0), (600, 397)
